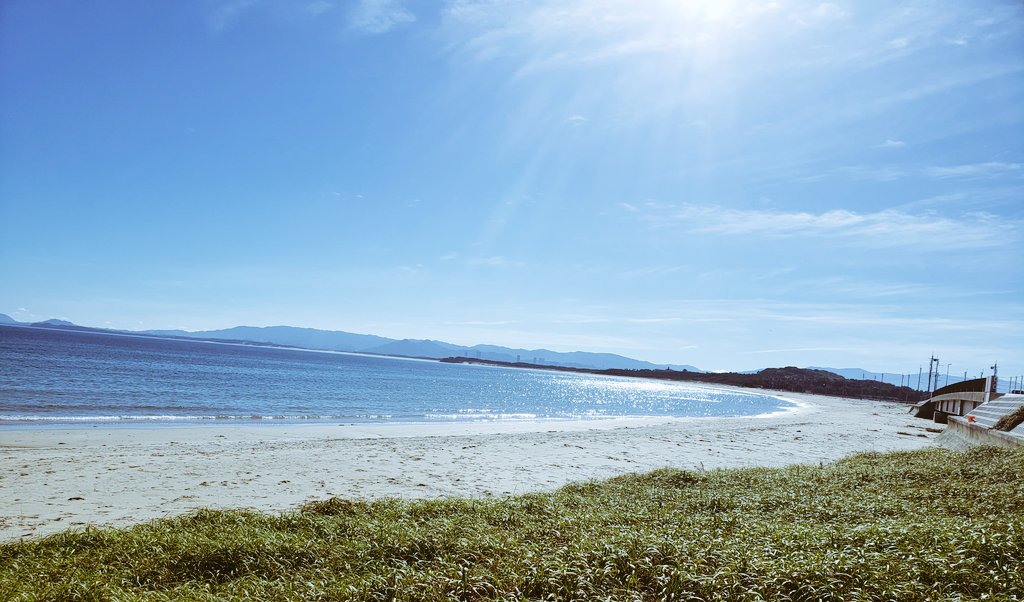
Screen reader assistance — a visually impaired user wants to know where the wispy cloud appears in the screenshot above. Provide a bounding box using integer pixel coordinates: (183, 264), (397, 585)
(879, 138), (905, 148)
(617, 266), (684, 279)
(523, 299), (1024, 355)
(887, 37), (911, 49)
(925, 162), (1024, 180)
(205, 0), (258, 33)
(801, 161), (1024, 184)
(752, 267), (796, 282)
(894, 187), (1024, 214)
(440, 0), (1007, 83)
(348, 0), (415, 34)
(835, 165), (906, 182)
(305, 1), (334, 16)
(632, 204), (1018, 250)
(441, 0), (813, 74)
(466, 255), (525, 268)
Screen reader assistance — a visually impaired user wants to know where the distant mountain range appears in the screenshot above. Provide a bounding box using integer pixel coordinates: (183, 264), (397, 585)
(0, 314), (700, 372)
(0, 313), (940, 384)
(139, 325), (703, 372)
(0, 315), (75, 327)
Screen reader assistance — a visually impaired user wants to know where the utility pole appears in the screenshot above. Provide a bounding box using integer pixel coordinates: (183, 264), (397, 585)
(944, 363), (951, 388)
(925, 356), (940, 395)
(917, 366), (922, 390)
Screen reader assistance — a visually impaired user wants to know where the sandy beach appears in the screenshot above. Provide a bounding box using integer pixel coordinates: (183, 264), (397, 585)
(0, 389), (943, 542)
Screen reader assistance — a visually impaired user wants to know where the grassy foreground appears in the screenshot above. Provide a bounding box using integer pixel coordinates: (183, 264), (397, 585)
(2, 447), (1022, 601)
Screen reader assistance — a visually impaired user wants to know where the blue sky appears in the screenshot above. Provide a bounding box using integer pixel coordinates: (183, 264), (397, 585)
(1, 0), (1022, 376)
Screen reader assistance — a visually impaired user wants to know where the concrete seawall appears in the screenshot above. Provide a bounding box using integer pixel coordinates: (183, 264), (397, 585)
(937, 416), (1024, 450)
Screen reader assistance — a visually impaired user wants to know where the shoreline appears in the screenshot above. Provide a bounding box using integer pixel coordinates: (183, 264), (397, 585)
(0, 375), (802, 430)
(0, 401), (803, 433)
(1, 390), (937, 542)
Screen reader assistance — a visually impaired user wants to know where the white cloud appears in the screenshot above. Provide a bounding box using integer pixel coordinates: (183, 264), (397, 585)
(787, 1), (849, 28)
(802, 161), (1023, 184)
(925, 162), (1024, 179)
(305, 1), (334, 16)
(348, 0), (415, 34)
(205, 0), (258, 33)
(879, 138), (905, 148)
(441, 0), (810, 74)
(835, 165), (905, 181)
(617, 266), (684, 279)
(812, 3), (847, 20)
(466, 255), (525, 268)
(634, 204), (1019, 250)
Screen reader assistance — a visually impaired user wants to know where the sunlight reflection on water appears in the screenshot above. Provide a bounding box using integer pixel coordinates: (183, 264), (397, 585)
(1, 326), (792, 425)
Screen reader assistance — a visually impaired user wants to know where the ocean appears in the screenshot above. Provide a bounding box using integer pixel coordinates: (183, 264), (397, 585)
(0, 325), (791, 426)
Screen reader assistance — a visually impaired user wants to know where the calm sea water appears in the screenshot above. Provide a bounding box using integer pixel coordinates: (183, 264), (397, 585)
(0, 325), (791, 426)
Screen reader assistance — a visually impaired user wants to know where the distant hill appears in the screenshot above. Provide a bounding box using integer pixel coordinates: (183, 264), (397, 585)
(0, 318), (949, 386)
(726, 366), (925, 401)
(31, 319), (76, 327)
(0, 314), (702, 371)
(142, 325), (392, 353)
(11, 317), (705, 372)
(133, 324), (698, 371)
(446, 360), (927, 402)
(369, 339), (467, 358)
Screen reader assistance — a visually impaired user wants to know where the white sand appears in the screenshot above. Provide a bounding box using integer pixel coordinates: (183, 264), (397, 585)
(0, 389), (943, 542)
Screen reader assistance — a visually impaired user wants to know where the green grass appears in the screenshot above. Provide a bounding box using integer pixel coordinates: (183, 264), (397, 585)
(2, 447), (1022, 601)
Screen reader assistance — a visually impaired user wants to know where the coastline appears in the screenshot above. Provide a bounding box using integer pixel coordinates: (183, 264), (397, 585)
(0, 389), (940, 542)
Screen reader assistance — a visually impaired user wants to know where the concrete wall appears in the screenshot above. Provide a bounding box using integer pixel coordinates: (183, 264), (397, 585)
(944, 416), (1024, 449)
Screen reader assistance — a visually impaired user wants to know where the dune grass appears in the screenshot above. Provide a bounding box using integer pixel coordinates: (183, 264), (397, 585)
(2, 446), (1022, 601)
(994, 405), (1024, 432)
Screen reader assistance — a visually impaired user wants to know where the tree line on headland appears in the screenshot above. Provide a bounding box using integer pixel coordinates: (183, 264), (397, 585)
(440, 358), (929, 402)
